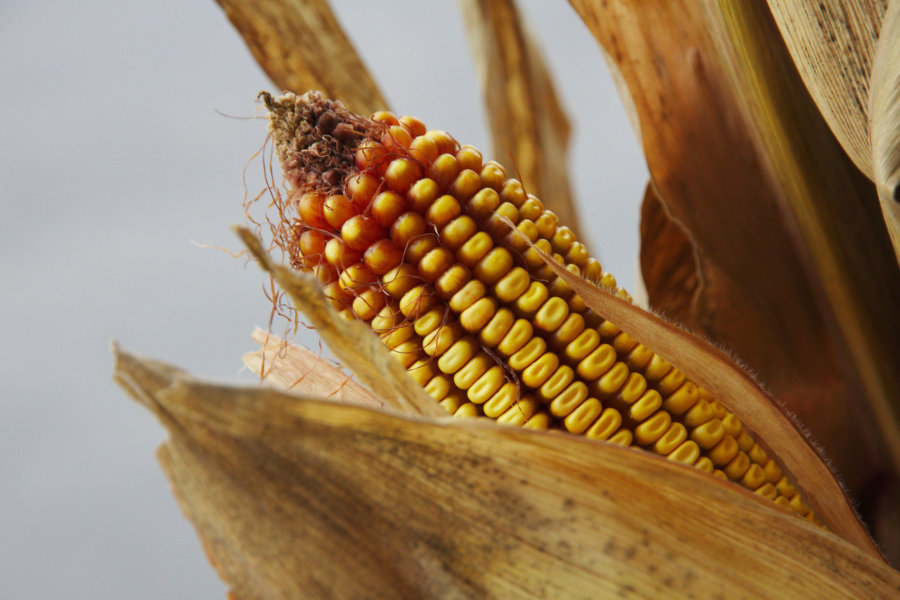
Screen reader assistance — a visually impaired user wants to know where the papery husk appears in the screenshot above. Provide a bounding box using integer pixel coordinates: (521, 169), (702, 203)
(525, 235), (882, 558)
(569, 0), (900, 549)
(113, 346), (900, 599)
(870, 0), (900, 261)
(243, 328), (382, 408)
(214, 0), (386, 115)
(458, 0), (580, 240)
(237, 227), (441, 418)
(766, 0), (886, 178)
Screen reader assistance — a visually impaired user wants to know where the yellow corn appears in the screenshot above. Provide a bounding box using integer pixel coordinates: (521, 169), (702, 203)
(261, 91), (817, 523)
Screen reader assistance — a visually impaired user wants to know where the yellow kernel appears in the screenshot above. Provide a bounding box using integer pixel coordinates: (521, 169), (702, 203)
(662, 382), (699, 417)
(391, 340), (422, 368)
(407, 358), (437, 386)
(414, 307), (447, 336)
(564, 397), (604, 434)
(689, 419), (726, 449)
(380, 323), (414, 348)
(538, 365), (574, 402)
(608, 429), (634, 446)
(404, 235), (439, 263)
(522, 238), (552, 268)
(439, 391), (465, 415)
(431, 153), (460, 183)
(583, 258), (603, 281)
(521, 353), (560, 388)
(448, 279), (486, 312)
(683, 400), (716, 431)
(426, 130), (460, 155)
(524, 413), (551, 430)
(654, 422), (687, 455)
(668, 440), (700, 465)
(454, 402), (480, 418)
(564, 329), (601, 362)
(456, 231), (494, 267)
(384, 157), (424, 194)
(440, 215), (477, 249)
(497, 319), (536, 357)
(494, 267), (531, 303)
(485, 202), (519, 237)
(351, 288), (387, 321)
(506, 219), (539, 252)
(755, 483), (777, 500)
(534, 297), (569, 332)
(456, 145), (483, 171)
(480, 161), (506, 190)
(507, 336), (546, 370)
(695, 457), (715, 473)
(425, 194), (461, 227)
(454, 354), (493, 390)
(515, 281), (550, 316)
(450, 169), (482, 201)
(418, 247), (455, 282)
(468, 188), (501, 219)
(483, 383), (518, 418)
(473, 247), (514, 284)
(434, 264), (471, 299)
(422, 322), (463, 357)
(774, 496), (792, 510)
(763, 460), (782, 484)
(552, 226), (575, 252)
(363, 239), (403, 275)
(460, 297), (497, 332)
(549, 313), (585, 349)
(425, 374), (453, 401)
(586, 407), (623, 441)
(633, 411), (672, 446)
(707, 435), (739, 466)
(438, 337), (480, 374)
(479, 308), (515, 348)
(736, 430), (754, 452)
(789, 494), (810, 516)
(468, 365), (506, 403)
(616, 373), (648, 405)
(626, 343), (653, 370)
(627, 389), (662, 423)
(389, 211), (427, 248)
(548, 382), (590, 418)
(399, 284), (436, 318)
(657, 368), (687, 396)
(535, 211), (559, 238)
(497, 396), (539, 425)
(399, 115), (426, 137)
(576, 344), (616, 380)
(371, 110), (399, 126)
(406, 177), (442, 213)
(643, 353), (672, 382)
(566, 241), (589, 266)
(338, 263), (377, 292)
(741, 464), (767, 490)
(748, 443), (768, 466)
(612, 332), (638, 354)
(596, 319), (621, 340)
(724, 452), (751, 480)
(519, 195), (543, 220)
(500, 179), (527, 206)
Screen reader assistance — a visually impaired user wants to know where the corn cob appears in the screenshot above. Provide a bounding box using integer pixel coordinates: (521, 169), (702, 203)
(260, 90), (816, 522)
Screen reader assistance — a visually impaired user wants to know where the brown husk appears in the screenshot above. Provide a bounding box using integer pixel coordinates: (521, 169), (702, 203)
(112, 346), (900, 598)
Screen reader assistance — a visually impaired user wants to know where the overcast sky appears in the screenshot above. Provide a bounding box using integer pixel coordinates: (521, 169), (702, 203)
(0, 1), (646, 597)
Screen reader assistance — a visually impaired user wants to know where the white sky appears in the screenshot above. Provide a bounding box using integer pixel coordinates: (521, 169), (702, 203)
(0, 1), (646, 597)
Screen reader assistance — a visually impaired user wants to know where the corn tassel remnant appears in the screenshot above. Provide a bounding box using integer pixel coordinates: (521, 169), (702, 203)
(258, 90), (818, 523)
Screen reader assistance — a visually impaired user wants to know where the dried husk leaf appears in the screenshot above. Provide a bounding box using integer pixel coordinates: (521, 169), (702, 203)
(237, 227), (442, 418)
(870, 0), (900, 261)
(531, 244), (882, 558)
(766, 0), (886, 178)
(243, 328), (382, 408)
(458, 0), (580, 239)
(215, 0), (386, 115)
(569, 0), (900, 541)
(113, 347), (900, 598)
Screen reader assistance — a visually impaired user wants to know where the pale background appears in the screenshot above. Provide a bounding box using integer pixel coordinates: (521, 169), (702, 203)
(0, 1), (647, 597)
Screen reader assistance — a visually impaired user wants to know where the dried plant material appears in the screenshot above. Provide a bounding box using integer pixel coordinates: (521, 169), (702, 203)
(215, 0), (386, 115)
(569, 0), (900, 533)
(113, 346), (900, 598)
(243, 328), (382, 408)
(459, 0), (579, 239)
(238, 227), (443, 418)
(534, 248), (882, 557)
(870, 0), (900, 262)
(767, 0), (886, 178)
(711, 0), (900, 515)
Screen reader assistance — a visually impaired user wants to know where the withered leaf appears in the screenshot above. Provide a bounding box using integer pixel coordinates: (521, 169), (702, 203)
(870, 0), (900, 262)
(215, 0), (386, 115)
(458, 0), (579, 239)
(243, 328), (382, 409)
(767, 0), (886, 178)
(238, 227), (442, 418)
(113, 346), (900, 599)
(569, 0), (900, 542)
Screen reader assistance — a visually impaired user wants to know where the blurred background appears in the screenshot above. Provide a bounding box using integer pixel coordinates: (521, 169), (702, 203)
(0, 1), (646, 597)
